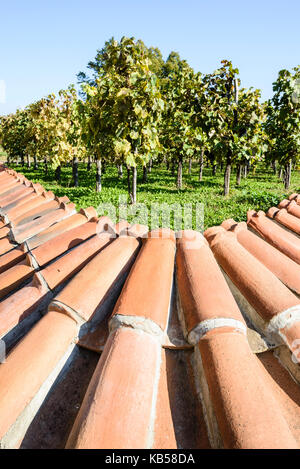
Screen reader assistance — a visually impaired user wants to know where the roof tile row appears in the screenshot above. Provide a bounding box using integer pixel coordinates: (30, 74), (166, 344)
(0, 163), (300, 449)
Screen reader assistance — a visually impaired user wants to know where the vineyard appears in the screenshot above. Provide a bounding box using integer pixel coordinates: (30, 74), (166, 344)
(1, 18), (300, 451)
(1, 37), (300, 226)
(2, 159), (300, 231)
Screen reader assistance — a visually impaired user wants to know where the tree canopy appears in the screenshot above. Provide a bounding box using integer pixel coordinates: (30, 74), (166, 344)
(1, 36), (299, 199)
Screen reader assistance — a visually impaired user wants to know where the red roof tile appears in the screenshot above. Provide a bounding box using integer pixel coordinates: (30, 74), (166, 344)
(176, 230), (245, 344)
(6, 191), (55, 224)
(0, 244), (27, 274)
(0, 164), (300, 449)
(198, 328), (298, 448)
(267, 206), (300, 234)
(0, 310), (78, 448)
(111, 230), (175, 332)
(205, 228), (300, 345)
(220, 220), (300, 295)
(51, 235), (140, 324)
(66, 326), (162, 449)
(247, 209), (300, 264)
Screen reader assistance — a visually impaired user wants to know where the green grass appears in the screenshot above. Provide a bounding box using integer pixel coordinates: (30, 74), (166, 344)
(6, 159), (300, 231)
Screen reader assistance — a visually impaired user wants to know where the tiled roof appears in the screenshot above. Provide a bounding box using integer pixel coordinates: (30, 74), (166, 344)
(0, 163), (300, 449)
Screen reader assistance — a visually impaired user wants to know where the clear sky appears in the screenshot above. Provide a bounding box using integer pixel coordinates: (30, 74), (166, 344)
(0, 0), (299, 115)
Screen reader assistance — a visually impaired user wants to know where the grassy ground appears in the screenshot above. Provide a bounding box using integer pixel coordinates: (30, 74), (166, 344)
(4, 158), (300, 230)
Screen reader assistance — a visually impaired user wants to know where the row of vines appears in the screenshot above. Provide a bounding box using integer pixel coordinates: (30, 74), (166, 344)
(1, 37), (299, 202)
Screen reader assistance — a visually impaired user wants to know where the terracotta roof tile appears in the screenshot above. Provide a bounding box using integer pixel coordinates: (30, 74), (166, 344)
(114, 219), (130, 235)
(153, 348), (210, 449)
(126, 223), (149, 238)
(0, 226), (10, 240)
(205, 227), (300, 358)
(111, 229), (175, 332)
(50, 235), (140, 324)
(176, 230), (245, 344)
(198, 329), (298, 448)
(40, 230), (115, 291)
(30, 217), (101, 267)
(0, 179), (21, 196)
(0, 310), (78, 448)
(247, 209), (300, 264)
(289, 193), (299, 202)
(25, 207), (97, 250)
(11, 201), (76, 244)
(0, 165), (300, 449)
(0, 253), (35, 299)
(0, 236), (17, 256)
(220, 219), (300, 295)
(0, 187), (44, 220)
(0, 272), (51, 341)
(66, 327), (161, 449)
(284, 200), (300, 218)
(0, 183), (41, 210)
(5, 191), (55, 224)
(0, 244), (27, 274)
(267, 206), (300, 234)
(11, 196), (69, 228)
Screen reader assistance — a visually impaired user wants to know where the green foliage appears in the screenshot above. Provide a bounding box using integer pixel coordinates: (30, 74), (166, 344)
(240, 189), (281, 208)
(6, 161), (296, 230)
(0, 87), (87, 171)
(202, 60), (265, 166)
(265, 66), (300, 167)
(159, 59), (201, 164)
(1, 34), (299, 202)
(82, 37), (164, 169)
(0, 109), (30, 162)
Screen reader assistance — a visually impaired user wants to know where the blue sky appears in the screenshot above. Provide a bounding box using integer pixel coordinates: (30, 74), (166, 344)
(0, 0), (299, 115)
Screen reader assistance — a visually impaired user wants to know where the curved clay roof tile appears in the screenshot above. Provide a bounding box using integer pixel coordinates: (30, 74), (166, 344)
(0, 166), (299, 449)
